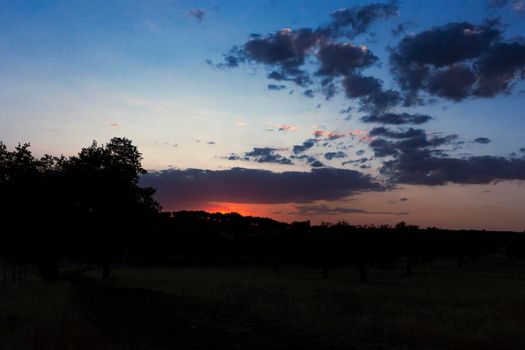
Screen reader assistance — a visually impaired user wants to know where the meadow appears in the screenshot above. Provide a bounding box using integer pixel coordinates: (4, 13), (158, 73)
(2, 259), (525, 349)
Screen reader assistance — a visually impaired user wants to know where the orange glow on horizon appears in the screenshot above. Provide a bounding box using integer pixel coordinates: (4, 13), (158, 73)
(204, 202), (256, 217)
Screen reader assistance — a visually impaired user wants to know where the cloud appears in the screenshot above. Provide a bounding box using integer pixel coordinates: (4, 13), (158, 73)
(382, 151), (525, 185)
(349, 129), (373, 142)
(294, 204), (408, 216)
(276, 124), (298, 132)
(325, 1), (399, 39)
(324, 151), (347, 160)
(361, 112), (433, 125)
(207, 141), (216, 145)
(140, 167), (383, 209)
(342, 73), (401, 113)
(342, 157), (369, 166)
(316, 43), (378, 76)
(369, 127), (426, 139)
(268, 84), (287, 91)
(474, 137), (491, 144)
(293, 138), (318, 154)
(303, 89), (315, 98)
(241, 28), (319, 85)
(218, 2), (402, 113)
(189, 9), (205, 23)
(369, 130), (459, 158)
(109, 123), (119, 127)
(232, 147), (294, 165)
(390, 20), (525, 103)
(313, 130), (344, 139)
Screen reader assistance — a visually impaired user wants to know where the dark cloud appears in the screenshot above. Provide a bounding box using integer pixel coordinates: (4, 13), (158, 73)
(189, 9), (205, 23)
(219, 2), (402, 113)
(369, 127), (426, 139)
(303, 89), (315, 98)
(267, 71), (312, 87)
(342, 73), (382, 98)
(324, 151), (348, 160)
(140, 167), (383, 208)
(399, 197), (408, 201)
(227, 154), (241, 161)
(342, 74), (401, 113)
(294, 204), (408, 216)
(474, 137), (491, 144)
(268, 84), (287, 90)
(243, 147), (294, 165)
(310, 160), (325, 168)
(473, 42), (525, 97)
(325, 1), (399, 38)
(342, 157), (369, 166)
(361, 112), (433, 125)
(382, 151), (525, 185)
(370, 130), (459, 158)
(390, 20), (525, 103)
(293, 138), (318, 154)
(393, 22), (500, 68)
(219, 46), (246, 68)
(240, 28), (320, 84)
(316, 43), (378, 76)
(338, 106), (353, 119)
(426, 65), (477, 101)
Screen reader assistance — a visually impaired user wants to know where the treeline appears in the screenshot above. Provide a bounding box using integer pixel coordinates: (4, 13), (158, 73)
(1, 138), (525, 283)
(135, 211), (525, 281)
(0, 138), (159, 281)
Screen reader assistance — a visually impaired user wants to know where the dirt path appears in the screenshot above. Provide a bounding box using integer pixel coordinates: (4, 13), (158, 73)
(75, 283), (355, 350)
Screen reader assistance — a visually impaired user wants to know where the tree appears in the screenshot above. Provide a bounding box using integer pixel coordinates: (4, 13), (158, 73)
(0, 138), (160, 281)
(67, 137), (160, 279)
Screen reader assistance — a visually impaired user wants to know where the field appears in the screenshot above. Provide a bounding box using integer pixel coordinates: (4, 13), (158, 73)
(2, 259), (525, 349)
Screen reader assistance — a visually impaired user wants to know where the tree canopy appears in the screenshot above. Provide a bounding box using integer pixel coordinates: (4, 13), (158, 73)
(0, 137), (159, 280)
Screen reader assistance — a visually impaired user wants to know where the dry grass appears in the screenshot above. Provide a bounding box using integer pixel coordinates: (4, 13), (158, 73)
(107, 260), (525, 350)
(2, 259), (525, 349)
(0, 277), (112, 350)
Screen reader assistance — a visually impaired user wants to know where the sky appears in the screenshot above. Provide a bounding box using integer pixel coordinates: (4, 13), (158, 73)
(1, 0), (525, 230)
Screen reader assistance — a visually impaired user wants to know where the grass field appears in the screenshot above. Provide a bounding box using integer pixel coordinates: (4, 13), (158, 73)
(2, 259), (525, 349)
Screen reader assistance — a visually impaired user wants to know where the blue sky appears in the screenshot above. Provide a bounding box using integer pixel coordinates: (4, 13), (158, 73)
(1, 0), (525, 230)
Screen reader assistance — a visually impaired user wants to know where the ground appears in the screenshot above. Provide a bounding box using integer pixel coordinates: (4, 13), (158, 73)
(2, 259), (525, 349)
